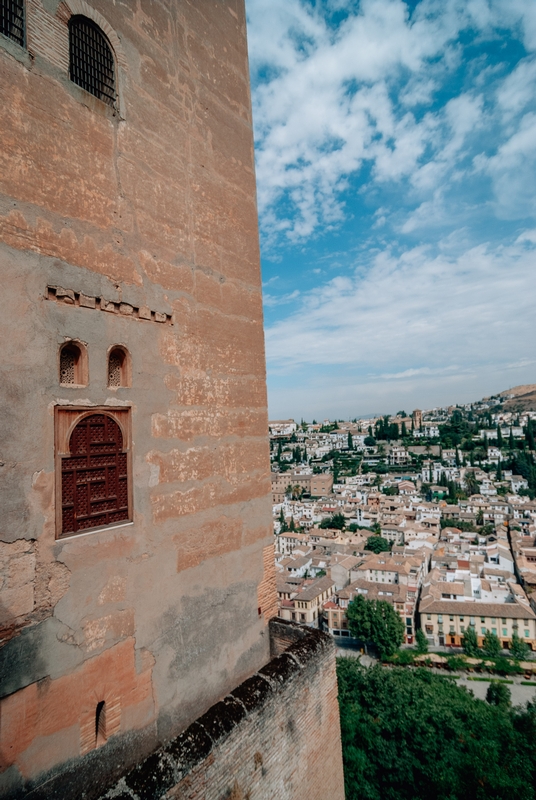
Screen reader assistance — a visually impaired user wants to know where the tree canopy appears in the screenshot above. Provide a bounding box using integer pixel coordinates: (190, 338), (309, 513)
(319, 512), (346, 530)
(364, 535), (392, 554)
(346, 595), (404, 658)
(337, 660), (536, 800)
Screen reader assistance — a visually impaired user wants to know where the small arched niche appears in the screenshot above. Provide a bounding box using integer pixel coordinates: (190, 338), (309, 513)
(107, 346), (130, 388)
(59, 341), (88, 386)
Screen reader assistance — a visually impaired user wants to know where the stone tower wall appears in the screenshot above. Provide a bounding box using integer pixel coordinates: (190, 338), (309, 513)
(0, 1), (276, 795)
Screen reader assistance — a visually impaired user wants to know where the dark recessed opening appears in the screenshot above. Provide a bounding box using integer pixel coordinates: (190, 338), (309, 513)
(60, 343), (81, 385)
(95, 700), (106, 744)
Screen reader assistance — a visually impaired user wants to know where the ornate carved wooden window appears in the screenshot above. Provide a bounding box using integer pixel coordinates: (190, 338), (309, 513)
(69, 15), (115, 106)
(57, 410), (131, 537)
(107, 346), (130, 388)
(1, 0), (24, 47)
(59, 341), (88, 386)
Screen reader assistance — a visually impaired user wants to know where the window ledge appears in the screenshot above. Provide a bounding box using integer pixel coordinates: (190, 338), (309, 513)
(57, 520), (133, 542)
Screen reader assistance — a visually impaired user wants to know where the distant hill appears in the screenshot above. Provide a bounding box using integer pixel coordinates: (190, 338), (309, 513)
(498, 384), (536, 398)
(489, 384), (536, 412)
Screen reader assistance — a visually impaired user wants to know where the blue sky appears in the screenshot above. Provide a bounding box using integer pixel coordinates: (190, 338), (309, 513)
(245, 0), (536, 421)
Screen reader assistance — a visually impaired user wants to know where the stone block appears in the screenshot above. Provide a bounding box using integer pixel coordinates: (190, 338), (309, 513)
(79, 294), (96, 309)
(55, 287), (75, 304)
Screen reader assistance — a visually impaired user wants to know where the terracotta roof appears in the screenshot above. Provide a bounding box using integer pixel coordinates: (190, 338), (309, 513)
(297, 576), (335, 602)
(420, 598), (535, 618)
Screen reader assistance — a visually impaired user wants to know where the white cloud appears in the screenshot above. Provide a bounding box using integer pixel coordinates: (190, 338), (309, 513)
(248, 0), (469, 241)
(265, 235), (536, 371)
(248, 0), (536, 243)
(263, 289), (301, 307)
(476, 112), (536, 219)
(496, 57), (536, 118)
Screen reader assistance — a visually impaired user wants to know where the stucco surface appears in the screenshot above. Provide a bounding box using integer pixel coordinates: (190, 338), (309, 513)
(0, 0), (275, 793)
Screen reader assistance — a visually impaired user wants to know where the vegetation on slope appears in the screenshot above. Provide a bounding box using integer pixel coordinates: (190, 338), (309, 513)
(337, 660), (536, 800)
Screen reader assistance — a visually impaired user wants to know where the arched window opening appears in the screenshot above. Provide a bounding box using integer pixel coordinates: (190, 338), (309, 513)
(61, 414), (129, 536)
(60, 342), (87, 386)
(95, 701), (107, 746)
(107, 347), (129, 388)
(1, 0), (24, 47)
(69, 15), (115, 106)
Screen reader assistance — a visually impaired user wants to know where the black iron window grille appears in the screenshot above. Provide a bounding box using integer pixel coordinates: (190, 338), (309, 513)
(1, 0), (24, 47)
(69, 15), (115, 107)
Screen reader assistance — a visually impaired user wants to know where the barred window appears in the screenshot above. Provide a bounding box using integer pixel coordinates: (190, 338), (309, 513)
(1, 0), (24, 47)
(69, 15), (115, 106)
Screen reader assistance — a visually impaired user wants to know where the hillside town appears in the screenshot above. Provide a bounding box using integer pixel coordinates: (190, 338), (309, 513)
(270, 388), (536, 651)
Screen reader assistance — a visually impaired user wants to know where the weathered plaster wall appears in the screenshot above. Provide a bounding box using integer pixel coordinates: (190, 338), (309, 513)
(86, 621), (343, 800)
(0, 0), (276, 794)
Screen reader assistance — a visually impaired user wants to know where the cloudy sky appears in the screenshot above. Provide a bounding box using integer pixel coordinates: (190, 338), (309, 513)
(245, 0), (536, 421)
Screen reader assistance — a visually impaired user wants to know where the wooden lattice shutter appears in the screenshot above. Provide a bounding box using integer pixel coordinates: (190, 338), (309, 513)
(61, 414), (128, 534)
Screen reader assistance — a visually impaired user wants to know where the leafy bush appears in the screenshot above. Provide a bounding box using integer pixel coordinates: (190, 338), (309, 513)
(446, 655), (467, 671)
(389, 649), (415, 666)
(491, 657), (523, 676)
(486, 680), (511, 707)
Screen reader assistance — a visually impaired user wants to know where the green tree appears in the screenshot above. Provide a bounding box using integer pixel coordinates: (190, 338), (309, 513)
(463, 625), (479, 657)
(364, 535), (391, 554)
(415, 628), (428, 653)
(486, 680), (511, 708)
(319, 513), (346, 530)
(496, 459), (503, 481)
(511, 630), (530, 660)
(371, 521), (381, 534)
(483, 630), (502, 658)
(347, 431), (353, 450)
(347, 596), (404, 658)
(337, 661), (536, 800)
(465, 472), (480, 496)
(527, 420), (535, 451)
(497, 424), (503, 447)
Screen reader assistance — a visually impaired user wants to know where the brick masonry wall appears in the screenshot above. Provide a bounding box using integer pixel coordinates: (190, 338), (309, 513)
(257, 544), (278, 623)
(93, 620), (345, 800)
